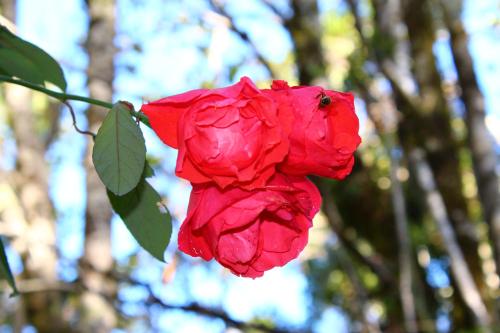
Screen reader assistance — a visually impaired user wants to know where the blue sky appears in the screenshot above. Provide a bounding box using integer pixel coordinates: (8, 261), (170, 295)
(5, 0), (500, 332)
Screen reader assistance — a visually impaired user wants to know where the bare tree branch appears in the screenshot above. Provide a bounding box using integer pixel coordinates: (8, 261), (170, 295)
(16, 268), (309, 333)
(346, 0), (423, 115)
(207, 0), (278, 78)
(389, 142), (418, 333)
(141, 284), (309, 333)
(410, 149), (491, 330)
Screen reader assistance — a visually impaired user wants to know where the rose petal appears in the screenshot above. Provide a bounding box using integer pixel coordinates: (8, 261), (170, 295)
(217, 221), (260, 264)
(178, 221), (213, 261)
(141, 88), (207, 148)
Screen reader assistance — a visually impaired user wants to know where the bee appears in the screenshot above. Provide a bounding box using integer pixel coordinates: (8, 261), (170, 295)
(317, 91), (331, 107)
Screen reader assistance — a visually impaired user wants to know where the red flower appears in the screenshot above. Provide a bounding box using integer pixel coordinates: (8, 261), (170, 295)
(264, 80), (361, 179)
(141, 77), (291, 190)
(178, 173), (322, 278)
(143, 77), (361, 277)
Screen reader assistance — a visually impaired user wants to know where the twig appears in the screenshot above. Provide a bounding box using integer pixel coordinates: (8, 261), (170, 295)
(62, 101), (96, 139)
(143, 290), (307, 333)
(207, 1), (277, 78)
(261, 0), (286, 21)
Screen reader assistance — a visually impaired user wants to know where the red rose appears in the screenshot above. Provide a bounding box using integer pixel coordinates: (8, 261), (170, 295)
(141, 77), (291, 190)
(178, 173), (321, 278)
(264, 81), (361, 179)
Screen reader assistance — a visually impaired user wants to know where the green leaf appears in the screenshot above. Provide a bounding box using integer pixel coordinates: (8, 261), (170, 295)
(108, 180), (172, 262)
(0, 237), (18, 296)
(0, 48), (44, 85)
(143, 161), (155, 179)
(93, 102), (146, 196)
(0, 25), (67, 91)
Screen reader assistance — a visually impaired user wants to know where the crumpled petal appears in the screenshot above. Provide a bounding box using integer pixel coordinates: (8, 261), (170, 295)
(177, 173), (322, 278)
(264, 81), (361, 180)
(141, 77), (292, 190)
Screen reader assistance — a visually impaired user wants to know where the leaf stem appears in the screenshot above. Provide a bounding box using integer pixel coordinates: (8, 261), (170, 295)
(62, 100), (96, 139)
(0, 75), (151, 128)
(0, 75), (113, 108)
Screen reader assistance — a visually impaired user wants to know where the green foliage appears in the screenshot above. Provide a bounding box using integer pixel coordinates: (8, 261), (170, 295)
(93, 102), (146, 196)
(108, 179), (172, 262)
(143, 161), (156, 179)
(0, 237), (18, 295)
(0, 25), (66, 91)
(91, 103), (172, 262)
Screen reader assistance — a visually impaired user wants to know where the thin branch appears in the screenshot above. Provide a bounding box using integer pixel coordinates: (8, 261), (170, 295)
(77, 261), (309, 333)
(16, 279), (79, 294)
(345, 0), (368, 46)
(207, 1), (277, 78)
(62, 101), (96, 139)
(346, 0), (424, 114)
(389, 141), (418, 333)
(143, 287), (308, 333)
(354, 67), (419, 333)
(378, 61), (423, 113)
(15, 273), (306, 333)
(121, 271), (308, 333)
(318, 181), (395, 288)
(409, 149), (492, 330)
(333, 246), (382, 333)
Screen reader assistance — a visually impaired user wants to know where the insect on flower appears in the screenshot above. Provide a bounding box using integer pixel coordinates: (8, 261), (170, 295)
(317, 91), (331, 107)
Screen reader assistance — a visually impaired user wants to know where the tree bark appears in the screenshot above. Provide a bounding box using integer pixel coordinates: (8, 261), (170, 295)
(79, 0), (117, 331)
(398, 0), (485, 290)
(0, 1), (73, 331)
(284, 0), (325, 85)
(346, 2), (419, 330)
(440, 0), (500, 283)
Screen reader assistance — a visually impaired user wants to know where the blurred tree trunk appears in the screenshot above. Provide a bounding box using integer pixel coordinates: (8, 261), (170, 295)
(366, 0), (491, 327)
(440, 0), (500, 284)
(0, 0), (13, 19)
(398, 0), (484, 287)
(410, 149), (491, 329)
(285, 0), (406, 331)
(78, 0), (117, 331)
(4, 79), (65, 333)
(346, 1), (419, 330)
(398, 0), (492, 328)
(0, 1), (71, 332)
(284, 0), (325, 85)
